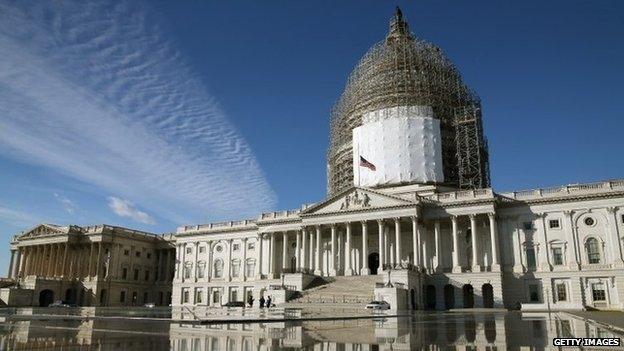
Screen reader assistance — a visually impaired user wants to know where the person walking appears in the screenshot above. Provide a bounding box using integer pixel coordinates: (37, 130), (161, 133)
(247, 294), (254, 308)
(259, 296), (265, 308)
(266, 296), (272, 308)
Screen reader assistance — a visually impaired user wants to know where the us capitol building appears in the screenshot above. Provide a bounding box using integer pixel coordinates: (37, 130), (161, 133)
(2, 9), (623, 312)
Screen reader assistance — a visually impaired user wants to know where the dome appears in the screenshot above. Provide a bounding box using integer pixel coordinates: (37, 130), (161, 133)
(327, 8), (489, 195)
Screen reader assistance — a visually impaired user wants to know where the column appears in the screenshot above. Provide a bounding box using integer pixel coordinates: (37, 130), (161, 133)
(204, 242), (210, 282)
(282, 231), (288, 272)
(269, 233), (275, 278)
(11, 249), (21, 279)
(538, 214), (552, 270)
(434, 220), (441, 273)
(607, 207), (624, 266)
(193, 242), (200, 281)
(451, 216), (461, 273)
(226, 239), (233, 281)
(242, 238), (248, 280)
(47, 244), (56, 277)
(330, 224), (337, 276)
(96, 242), (103, 278)
(308, 230), (314, 271)
(115, 244), (122, 279)
(301, 227), (307, 271)
(175, 244), (181, 280)
(7, 250), (15, 279)
(361, 221), (370, 275)
(394, 218), (402, 268)
(256, 235), (264, 278)
(19, 248), (28, 278)
(87, 243), (94, 278)
(488, 212), (501, 271)
(411, 217), (419, 268)
(62, 243), (69, 277)
(564, 210), (580, 269)
(345, 222), (353, 276)
(181, 243), (187, 282)
(314, 226), (322, 275)
(377, 220), (384, 272)
(295, 230), (301, 272)
(470, 214), (480, 272)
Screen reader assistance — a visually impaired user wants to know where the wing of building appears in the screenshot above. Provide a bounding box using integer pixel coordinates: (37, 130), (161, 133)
(2, 8), (624, 311)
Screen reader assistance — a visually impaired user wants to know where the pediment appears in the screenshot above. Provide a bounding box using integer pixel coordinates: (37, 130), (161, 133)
(18, 223), (68, 239)
(302, 187), (416, 215)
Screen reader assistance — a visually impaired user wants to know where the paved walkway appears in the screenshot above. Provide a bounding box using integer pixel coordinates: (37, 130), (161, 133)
(569, 311), (624, 334)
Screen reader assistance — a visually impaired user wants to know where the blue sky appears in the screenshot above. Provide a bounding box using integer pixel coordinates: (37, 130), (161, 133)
(0, 1), (623, 270)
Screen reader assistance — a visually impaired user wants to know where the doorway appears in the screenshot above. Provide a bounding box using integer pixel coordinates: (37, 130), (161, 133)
(444, 284), (455, 310)
(482, 283), (494, 308)
(425, 285), (436, 310)
(368, 253), (380, 275)
(463, 284), (474, 308)
(39, 289), (54, 307)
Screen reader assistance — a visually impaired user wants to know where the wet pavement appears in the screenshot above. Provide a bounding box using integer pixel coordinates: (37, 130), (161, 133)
(0, 308), (622, 350)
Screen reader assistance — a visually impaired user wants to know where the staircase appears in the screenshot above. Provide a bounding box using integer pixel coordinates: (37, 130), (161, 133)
(287, 275), (383, 306)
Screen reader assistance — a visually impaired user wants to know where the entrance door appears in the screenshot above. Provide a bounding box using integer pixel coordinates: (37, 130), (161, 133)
(425, 285), (436, 310)
(463, 284), (474, 308)
(482, 284), (494, 308)
(444, 285), (455, 310)
(368, 253), (380, 275)
(39, 289), (54, 307)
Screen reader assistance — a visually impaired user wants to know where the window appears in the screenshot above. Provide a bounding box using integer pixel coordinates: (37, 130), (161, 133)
(528, 284), (540, 302)
(556, 283), (567, 301)
(247, 242), (255, 250)
(132, 291), (138, 304)
(124, 249), (129, 256)
(212, 290), (220, 304)
(621, 214), (624, 224)
(552, 247), (564, 266)
(144, 270), (150, 281)
(523, 222), (533, 231)
(182, 289), (189, 303)
(135, 251), (141, 258)
(197, 263), (205, 279)
(584, 217), (595, 226)
(199, 246), (205, 253)
(526, 247), (537, 270)
(183, 264), (191, 279)
(592, 283), (606, 301)
(122, 267), (128, 280)
(143, 292), (148, 303)
(233, 243), (240, 251)
(586, 238), (601, 264)
(195, 289), (203, 304)
(214, 259), (223, 278)
(549, 219), (561, 229)
(120, 291), (126, 303)
(231, 260), (240, 277)
(186, 247), (192, 254)
(133, 269), (139, 281)
(147, 252), (152, 259)
(245, 260), (255, 277)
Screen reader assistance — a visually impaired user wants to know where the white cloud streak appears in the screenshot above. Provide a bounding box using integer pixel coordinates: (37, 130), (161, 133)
(107, 196), (155, 225)
(0, 1), (277, 223)
(53, 193), (76, 214)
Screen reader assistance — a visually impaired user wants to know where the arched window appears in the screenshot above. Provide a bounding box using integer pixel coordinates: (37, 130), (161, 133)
(586, 238), (601, 264)
(213, 259), (223, 278)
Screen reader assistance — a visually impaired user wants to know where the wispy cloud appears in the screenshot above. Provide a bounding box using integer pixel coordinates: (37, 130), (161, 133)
(107, 196), (155, 225)
(0, 206), (41, 228)
(53, 193), (76, 214)
(0, 1), (276, 223)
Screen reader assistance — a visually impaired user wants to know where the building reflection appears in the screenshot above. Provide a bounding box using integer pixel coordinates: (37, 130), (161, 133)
(0, 311), (620, 350)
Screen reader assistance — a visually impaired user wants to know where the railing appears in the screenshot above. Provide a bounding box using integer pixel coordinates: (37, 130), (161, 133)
(292, 294), (373, 304)
(429, 188), (494, 202)
(259, 209), (301, 220)
(177, 219), (256, 233)
(500, 179), (624, 200)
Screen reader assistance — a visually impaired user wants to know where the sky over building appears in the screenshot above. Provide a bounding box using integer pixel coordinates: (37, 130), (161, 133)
(0, 0), (623, 270)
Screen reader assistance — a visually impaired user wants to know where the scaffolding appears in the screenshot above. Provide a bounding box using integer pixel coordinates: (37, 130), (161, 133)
(327, 7), (490, 195)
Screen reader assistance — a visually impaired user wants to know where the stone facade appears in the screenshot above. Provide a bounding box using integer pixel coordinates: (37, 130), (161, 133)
(2, 224), (175, 307)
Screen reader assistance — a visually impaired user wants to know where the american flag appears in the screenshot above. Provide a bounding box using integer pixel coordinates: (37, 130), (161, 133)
(359, 156), (376, 171)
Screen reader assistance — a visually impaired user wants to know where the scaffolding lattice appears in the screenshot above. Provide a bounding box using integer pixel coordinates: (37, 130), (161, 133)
(327, 8), (490, 195)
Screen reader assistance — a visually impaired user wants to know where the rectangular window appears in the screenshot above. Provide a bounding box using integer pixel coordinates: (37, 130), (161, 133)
(120, 291), (126, 303)
(212, 290), (220, 304)
(245, 261), (255, 277)
(197, 265), (205, 279)
(182, 289), (189, 303)
(526, 247), (537, 269)
(186, 247), (192, 254)
(147, 252), (152, 259)
(184, 265), (191, 279)
(195, 289), (203, 304)
(552, 248), (564, 265)
(132, 291), (137, 304)
(199, 246), (206, 253)
(233, 243), (240, 251)
(248, 242), (255, 250)
(592, 283), (606, 301)
(133, 269), (139, 281)
(124, 249), (129, 256)
(523, 221), (533, 231)
(528, 284), (540, 302)
(549, 219), (561, 229)
(144, 270), (150, 281)
(556, 283), (567, 301)
(143, 292), (148, 303)
(232, 261), (240, 277)
(122, 268), (128, 280)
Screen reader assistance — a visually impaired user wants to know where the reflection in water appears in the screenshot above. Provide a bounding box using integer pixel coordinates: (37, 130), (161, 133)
(0, 311), (621, 350)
